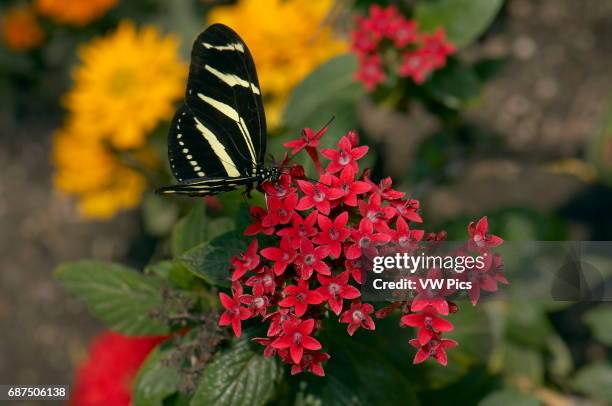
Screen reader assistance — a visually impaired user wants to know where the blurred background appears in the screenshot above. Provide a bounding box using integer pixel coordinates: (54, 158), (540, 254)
(1, 0), (611, 404)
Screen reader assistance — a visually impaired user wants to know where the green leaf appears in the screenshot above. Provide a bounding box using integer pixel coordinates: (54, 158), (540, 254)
(479, 389), (540, 406)
(171, 203), (209, 256)
(142, 193), (180, 237)
(133, 340), (181, 406)
(191, 339), (281, 406)
(589, 99), (612, 185)
(179, 230), (251, 286)
(171, 202), (237, 258)
(55, 260), (169, 335)
(584, 305), (612, 345)
(502, 344), (543, 386)
(282, 53), (363, 138)
(415, 0), (504, 48)
(571, 362), (612, 401)
(422, 59), (481, 109)
(296, 318), (419, 405)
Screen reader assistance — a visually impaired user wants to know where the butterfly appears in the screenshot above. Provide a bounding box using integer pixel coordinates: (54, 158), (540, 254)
(156, 24), (280, 197)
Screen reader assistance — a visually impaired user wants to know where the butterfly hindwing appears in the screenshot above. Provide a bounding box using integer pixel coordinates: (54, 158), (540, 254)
(164, 23), (267, 192)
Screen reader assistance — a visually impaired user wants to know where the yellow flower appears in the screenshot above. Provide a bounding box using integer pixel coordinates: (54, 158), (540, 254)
(53, 21), (186, 219)
(35, 0), (118, 26)
(208, 0), (347, 128)
(64, 21), (187, 149)
(1, 6), (45, 51)
(52, 122), (148, 219)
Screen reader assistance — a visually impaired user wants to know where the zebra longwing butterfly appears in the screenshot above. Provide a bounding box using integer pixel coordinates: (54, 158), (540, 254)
(156, 24), (280, 197)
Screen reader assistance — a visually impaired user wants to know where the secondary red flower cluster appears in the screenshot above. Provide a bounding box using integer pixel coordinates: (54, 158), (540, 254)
(71, 331), (164, 406)
(218, 127), (504, 375)
(351, 4), (455, 91)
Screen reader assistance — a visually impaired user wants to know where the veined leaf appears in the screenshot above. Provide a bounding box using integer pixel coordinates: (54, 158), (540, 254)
(55, 260), (169, 335)
(179, 230), (248, 287)
(190, 339), (281, 406)
(133, 340), (181, 406)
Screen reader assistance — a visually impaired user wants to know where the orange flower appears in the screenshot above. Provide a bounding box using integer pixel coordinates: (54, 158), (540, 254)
(35, 0), (118, 26)
(1, 6), (44, 51)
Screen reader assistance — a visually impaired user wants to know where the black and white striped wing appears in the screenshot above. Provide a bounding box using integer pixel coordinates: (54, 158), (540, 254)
(158, 24), (266, 195)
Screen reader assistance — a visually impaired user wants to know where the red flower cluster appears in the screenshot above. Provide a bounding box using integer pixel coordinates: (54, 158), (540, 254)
(351, 5), (455, 91)
(218, 128), (504, 374)
(71, 331), (164, 406)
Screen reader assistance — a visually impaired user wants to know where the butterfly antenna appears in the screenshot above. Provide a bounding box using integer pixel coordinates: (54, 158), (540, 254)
(320, 115), (335, 132)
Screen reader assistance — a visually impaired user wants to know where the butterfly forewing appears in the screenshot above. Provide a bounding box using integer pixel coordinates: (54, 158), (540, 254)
(161, 23), (267, 195)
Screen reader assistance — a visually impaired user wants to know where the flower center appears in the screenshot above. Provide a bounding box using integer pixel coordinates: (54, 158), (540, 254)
(367, 210), (382, 222)
(424, 316), (433, 329)
(328, 283), (340, 296)
(398, 236), (409, 247)
(108, 68), (136, 96)
(328, 228), (339, 240)
(352, 310), (364, 322)
(296, 292), (306, 302)
(254, 297), (265, 308)
(277, 208), (287, 218)
(304, 254), (316, 266)
(275, 186), (287, 197)
(313, 188), (325, 203)
(292, 332), (303, 345)
(263, 274), (273, 285)
(338, 151), (351, 166)
(359, 237), (371, 248)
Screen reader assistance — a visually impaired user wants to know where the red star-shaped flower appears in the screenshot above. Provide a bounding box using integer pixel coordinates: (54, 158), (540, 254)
(313, 212), (351, 258)
(339, 300), (376, 336)
(271, 318), (322, 364)
(317, 271), (361, 315)
(321, 135), (369, 174)
(278, 279), (324, 317)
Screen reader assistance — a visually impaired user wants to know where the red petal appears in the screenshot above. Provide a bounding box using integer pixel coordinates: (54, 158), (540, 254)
(219, 293), (235, 309)
(232, 318), (242, 337)
(413, 348), (429, 364)
(418, 328), (433, 346)
(302, 336), (322, 350)
(290, 345), (303, 364)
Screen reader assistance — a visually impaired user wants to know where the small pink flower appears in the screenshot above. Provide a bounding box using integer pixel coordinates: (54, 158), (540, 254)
(355, 54), (386, 91)
(284, 127), (328, 156)
(296, 180), (343, 215)
(345, 218), (391, 260)
(401, 306), (454, 345)
(260, 236), (297, 276)
(277, 211), (318, 250)
(468, 216), (503, 251)
(262, 194), (298, 227)
(317, 271), (361, 315)
(409, 337), (458, 366)
(230, 239), (260, 281)
(329, 166), (371, 207)
(313, 212), (351, 258)
(279, 279), (325, 317)
(218, 289), (252, 337)
(290, 351), (330, 376)
(271, 318), (322, 364)
(339, 301), (375, 336)
(295, 239), (330, 280)
(244, 206), (275, 236)
(321, 135), (369, 174)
